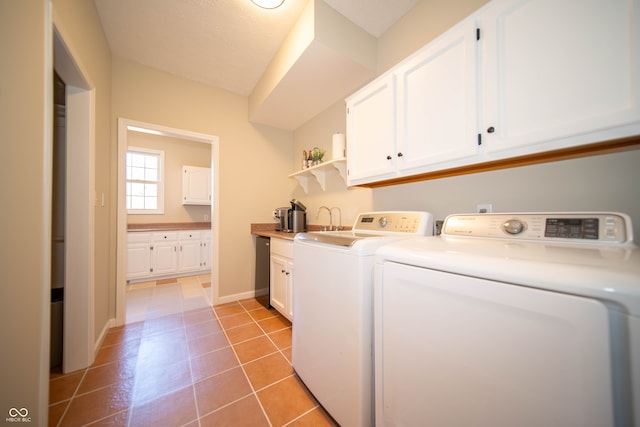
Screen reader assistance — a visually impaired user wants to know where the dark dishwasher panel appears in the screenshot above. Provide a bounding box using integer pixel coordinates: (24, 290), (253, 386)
(255, 236), (271, 309)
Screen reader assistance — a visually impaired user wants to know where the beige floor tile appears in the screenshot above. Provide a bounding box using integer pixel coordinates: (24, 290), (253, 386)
(268, 327), (292, 349)
(199, 395), (270, 427)
(288, 407), (339, 426)
(258, 315), (292, 333)
(190, 347), (239, 382)
(257, 375), (318, 427)
(59, 379), (133, 427)
(187, 330), (229, 357)
(248, 306), (278, 321)
(86, 410), (129, 427)
(183, 307), (217, 326)
(218, 312), (254, 329)
(49, 370), (85, 405)
(77, 358), (137, 395)
(243, 353), (294, 391)
(238, 298), (269, 311)
(132, 359), (192, 406)
(185, 318), (222, 340)
(194, 367), (252, 416)
(129, 386), (197, 427)
(214, 303), (246, 318)
(233, 336), (278, 364)
(225, 322), (264, 344)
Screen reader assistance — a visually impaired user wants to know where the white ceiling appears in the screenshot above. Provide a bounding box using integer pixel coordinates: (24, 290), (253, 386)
(94, 0), (419, 97)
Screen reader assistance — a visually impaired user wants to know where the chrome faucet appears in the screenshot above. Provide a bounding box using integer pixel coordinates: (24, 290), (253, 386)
(331, 207), (342, 230)
(317, 206), (332, 231)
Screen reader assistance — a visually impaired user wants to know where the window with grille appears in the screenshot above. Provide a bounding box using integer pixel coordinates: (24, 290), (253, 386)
(126, 147), (164, 214)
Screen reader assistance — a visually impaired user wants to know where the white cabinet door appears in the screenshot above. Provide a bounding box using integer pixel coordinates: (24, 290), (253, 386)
(270, 254), (289, 318)
(396, 16), (480, 174)
(346, 74), (397, 185)
(178, 231), (201, 272)
(127, 241), (151, 280)
(481, 0), (640, 159)
(151, 232), (177, 276)
(182, 165), (211, 205)
(200, 230), (211, 270)
(285, 261), (294, 321)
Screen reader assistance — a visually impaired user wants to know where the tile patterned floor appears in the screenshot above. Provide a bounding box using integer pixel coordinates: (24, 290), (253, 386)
(49, 277), (337, 426)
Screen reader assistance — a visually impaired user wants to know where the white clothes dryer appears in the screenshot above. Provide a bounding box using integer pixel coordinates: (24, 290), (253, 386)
(374, 212), (640, 427)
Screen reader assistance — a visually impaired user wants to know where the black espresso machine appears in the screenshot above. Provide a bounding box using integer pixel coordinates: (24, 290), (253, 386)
(274, 199), (307, 232)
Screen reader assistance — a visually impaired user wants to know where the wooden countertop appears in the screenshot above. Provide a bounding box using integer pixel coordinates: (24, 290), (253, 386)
(128, 222), (211, 232)
(251, 223), (324, 241)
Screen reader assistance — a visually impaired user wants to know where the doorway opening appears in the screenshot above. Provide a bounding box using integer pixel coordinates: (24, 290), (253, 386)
(116, 119), (220, 326)
(53, 27), (95, 374)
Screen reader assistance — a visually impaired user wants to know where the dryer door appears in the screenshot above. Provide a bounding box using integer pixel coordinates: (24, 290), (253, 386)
(374, 261), (614, 427)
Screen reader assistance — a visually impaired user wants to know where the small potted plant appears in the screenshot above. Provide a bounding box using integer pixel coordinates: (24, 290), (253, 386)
(311, 147), (325, 165)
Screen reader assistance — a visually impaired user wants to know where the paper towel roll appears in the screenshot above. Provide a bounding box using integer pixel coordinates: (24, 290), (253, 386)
(332, 133), (345, 160)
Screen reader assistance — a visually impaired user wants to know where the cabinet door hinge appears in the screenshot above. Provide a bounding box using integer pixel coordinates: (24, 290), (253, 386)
(476, 28), (481, 41)
(477, 133), (482, 146)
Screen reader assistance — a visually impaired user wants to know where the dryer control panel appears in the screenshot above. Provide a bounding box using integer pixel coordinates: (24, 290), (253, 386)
(442, 212), (633, 245)
(353, 211), (434, 235)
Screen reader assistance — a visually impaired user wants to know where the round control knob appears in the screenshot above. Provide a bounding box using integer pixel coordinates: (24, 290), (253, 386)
(378, 217), (388, 228)
(503, 219), (525, 235)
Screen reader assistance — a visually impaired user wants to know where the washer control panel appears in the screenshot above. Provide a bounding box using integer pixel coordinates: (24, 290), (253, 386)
(442, 212), (633, 244)
(353, 211), (434, 235)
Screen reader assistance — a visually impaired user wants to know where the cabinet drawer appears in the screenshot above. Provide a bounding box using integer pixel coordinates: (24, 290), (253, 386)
(153, 232), (178, 242)
(270, 237), (293, 258)
(128, 232), (151, 243)
(178, 231), (201, 241)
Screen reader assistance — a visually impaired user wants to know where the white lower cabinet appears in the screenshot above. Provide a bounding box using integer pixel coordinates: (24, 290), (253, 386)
(178, 231), (201, 273)
(269, 238), (293, 321)
(126, 229), (211, 282)
(151, 232), (178, 276)
(126, 237), (152, 281)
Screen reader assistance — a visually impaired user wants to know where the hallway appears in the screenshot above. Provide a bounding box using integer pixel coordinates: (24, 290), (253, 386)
(48, 277), (336, 426)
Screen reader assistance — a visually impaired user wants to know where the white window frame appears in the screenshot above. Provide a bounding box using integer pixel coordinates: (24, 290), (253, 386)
(126, 146), (165, 214)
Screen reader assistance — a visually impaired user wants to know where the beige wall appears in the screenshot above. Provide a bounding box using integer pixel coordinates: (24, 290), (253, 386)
(0, 1), (50, 422)
(293, 0), (640, 241)
(292, 100), (373, 226)
(127, 133), (211, 224)
(112, 58), (293, 298)
(1, 0), (112, 422)
(52, 0), (113, 364)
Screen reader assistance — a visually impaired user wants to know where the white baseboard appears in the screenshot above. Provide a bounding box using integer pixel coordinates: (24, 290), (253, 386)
(215, 289), (262, 305)
(94, 318), (116, 354)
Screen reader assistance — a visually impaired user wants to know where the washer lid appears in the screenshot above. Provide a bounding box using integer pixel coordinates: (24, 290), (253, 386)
(376, 235), (640, 316)
(295, 231), (382, 247)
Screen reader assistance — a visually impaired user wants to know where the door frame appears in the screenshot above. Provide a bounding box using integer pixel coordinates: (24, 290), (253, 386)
(53, 26), (96, 374)
(115, 118), (220, 325)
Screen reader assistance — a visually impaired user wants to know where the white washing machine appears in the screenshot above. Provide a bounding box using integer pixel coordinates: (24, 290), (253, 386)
(374, 212), (640, 427)
(292, 211), (434, 427)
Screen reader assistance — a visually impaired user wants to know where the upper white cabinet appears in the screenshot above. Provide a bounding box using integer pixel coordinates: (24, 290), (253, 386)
(346, 16), (480, 186)
(346, 0), (640, 186)
(346, 75), (397, 184)
(480, 0), (640, 159)
(395, 16), (480, 174)
(182, 165), (211, 205)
